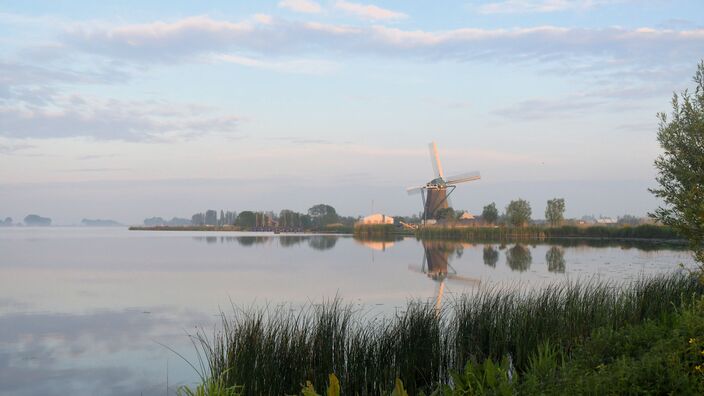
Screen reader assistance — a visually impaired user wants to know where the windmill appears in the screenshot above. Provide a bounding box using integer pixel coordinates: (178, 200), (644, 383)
(407, 142), (481, 223)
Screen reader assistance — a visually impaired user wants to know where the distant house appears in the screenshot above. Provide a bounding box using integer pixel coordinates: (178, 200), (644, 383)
(359, 213), (394, 225)
(457, 212), (483, 225)
(458, 211), (475, 220)
(596, 217), (617, 225)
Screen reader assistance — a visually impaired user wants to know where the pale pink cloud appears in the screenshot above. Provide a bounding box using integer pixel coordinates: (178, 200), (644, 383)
(334, 1), (407, 21)
(278, 0), (322, 14)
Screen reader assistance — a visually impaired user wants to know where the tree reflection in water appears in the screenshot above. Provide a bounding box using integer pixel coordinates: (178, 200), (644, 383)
(546, 246), (566, 273)
(308, 236), (338, 251)
(506, 244), (532, 272)
(483, 245), (499, 267)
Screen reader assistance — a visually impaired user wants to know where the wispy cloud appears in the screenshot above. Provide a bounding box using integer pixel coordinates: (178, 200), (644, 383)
(0, 142), (35, 155)
(334, 1), (407, 20)
(60, 16), (704, 70)
(0, 94), (241, 141)
(278, 0), (322, 14)
(213, 54), (338, 74)
(477, 0), (625, 14)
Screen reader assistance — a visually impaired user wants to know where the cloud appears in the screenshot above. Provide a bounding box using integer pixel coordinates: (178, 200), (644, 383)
(278, 0), (322, 14)
(0, 142), (35, 155)
(213, 54), (338, 74)
(334, 1), (408, 20)
(60, 16), (704, 70)
(477, 0), (624, 14)
(0, 94), (240, 141)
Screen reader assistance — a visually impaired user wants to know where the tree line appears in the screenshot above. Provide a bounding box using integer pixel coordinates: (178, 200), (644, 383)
(144, 204), (358, 230)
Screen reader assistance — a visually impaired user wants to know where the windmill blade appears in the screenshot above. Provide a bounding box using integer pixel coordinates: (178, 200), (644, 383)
(428, 142), (444, 179)
(445, 171), (481, 185)
(406, 186), (424, 195)
(435, 279), (446, 314)
(447, 274), (481, 286)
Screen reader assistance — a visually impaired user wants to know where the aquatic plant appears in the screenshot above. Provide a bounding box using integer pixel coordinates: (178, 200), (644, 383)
(190, 272), (701, 395)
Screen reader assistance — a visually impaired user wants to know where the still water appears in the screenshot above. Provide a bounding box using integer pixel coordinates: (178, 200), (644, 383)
(0, 227), (695, 395)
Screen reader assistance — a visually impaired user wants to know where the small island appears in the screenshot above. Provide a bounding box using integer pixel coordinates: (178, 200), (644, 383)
(23, 214), (52, 226)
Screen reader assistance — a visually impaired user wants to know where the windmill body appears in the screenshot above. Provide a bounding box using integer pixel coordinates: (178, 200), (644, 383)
(407, 142), (481, 222)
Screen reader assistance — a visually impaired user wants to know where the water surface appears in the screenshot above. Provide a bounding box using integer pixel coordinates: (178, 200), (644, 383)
(0, 227), (694, 395)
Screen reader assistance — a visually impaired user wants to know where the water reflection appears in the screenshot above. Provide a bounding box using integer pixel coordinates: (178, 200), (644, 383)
(506, 244), (532, 272)
(354, 235), (404, 251)
(408, 241), (481, 310)
(308, 236), (338, 251)
(546, 246), (566, 273)
(482, 246), (499, 267)
(191, 235), (341, 250)
(0, 308), (207, 396)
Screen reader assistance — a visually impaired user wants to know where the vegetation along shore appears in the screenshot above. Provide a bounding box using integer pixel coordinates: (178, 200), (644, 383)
(178, 272), (704, 395)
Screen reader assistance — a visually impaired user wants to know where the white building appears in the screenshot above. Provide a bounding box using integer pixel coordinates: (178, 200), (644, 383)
(458, 211), (475, 220)
(359, 213), (394, 225)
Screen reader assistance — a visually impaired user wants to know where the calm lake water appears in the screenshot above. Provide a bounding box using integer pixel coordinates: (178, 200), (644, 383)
(0, 227), (695, 395)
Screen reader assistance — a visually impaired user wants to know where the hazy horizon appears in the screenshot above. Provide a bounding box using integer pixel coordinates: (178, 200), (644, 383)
(2, 1), (703, 224)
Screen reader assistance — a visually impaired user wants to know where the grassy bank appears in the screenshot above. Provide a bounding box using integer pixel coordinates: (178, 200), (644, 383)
(185, 272), (701, 395)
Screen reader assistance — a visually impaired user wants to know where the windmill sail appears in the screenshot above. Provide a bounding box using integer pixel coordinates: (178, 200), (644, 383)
(429, 142), (444, 179)
(445, 171), (481, 185)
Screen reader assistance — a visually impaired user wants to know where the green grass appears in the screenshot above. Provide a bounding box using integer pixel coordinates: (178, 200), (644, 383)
(188, 272), (702, 396)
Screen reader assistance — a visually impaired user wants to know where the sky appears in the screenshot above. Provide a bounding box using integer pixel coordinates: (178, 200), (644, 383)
(1, 0), (703, 224)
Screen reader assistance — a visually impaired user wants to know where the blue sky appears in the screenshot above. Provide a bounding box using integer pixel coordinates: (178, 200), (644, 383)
(1, 0), (703, 224)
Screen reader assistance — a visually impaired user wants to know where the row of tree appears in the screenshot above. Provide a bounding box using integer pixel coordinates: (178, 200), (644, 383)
(145, 204), (351, 230)
(480, 198), (566, 227)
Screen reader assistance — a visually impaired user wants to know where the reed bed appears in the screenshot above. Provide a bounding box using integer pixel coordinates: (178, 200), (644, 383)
(192, 272), (701, 395)
(416, 224), (682, 242)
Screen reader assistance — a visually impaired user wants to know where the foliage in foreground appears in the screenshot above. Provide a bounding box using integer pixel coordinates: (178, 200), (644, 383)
(518, 296), (704, 395)
(187, 273), (701, 395)
(651, 60), (704, 265)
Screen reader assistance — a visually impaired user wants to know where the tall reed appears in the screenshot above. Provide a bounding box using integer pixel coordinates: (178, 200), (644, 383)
(192, 272), (701, 395)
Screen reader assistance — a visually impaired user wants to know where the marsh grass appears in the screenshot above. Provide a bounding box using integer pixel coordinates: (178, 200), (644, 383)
(190, 273), (701, 395)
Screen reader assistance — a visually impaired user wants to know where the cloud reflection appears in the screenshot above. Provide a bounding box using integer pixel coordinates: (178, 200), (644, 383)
(0, 308), (209, 396)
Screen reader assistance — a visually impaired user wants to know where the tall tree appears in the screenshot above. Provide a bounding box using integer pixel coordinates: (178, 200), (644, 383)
(545, 198), (566, 227)
(235, 211), (257, 228)
(308, 204), (339, 228)
(650, 61), (704, 265)
(482, 202), (499, 224)
(505, 199), (532, 227)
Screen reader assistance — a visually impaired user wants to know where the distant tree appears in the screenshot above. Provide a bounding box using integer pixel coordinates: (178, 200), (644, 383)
(308, 204), (339, 228)
(23, 214), (51, 226)
(1, 217), (12, 226)
(434, 207), (455, 221)
(219, 210), (225, 226)
(236, 211), (257, 228)
(143, 217), (166, 226)
(482, 203), (499, 225)
(545, 198), (566, 227)
(205, 210), (217, 226)
(617, 215), (640, 226)
(166, 217), (191, 226)
(505, 199), (532, 227)
(191, 213), (205, 226)
(650, 61), (704, 265)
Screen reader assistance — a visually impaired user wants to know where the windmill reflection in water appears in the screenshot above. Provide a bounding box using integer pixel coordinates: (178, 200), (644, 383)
(408, 240), (481, 314)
